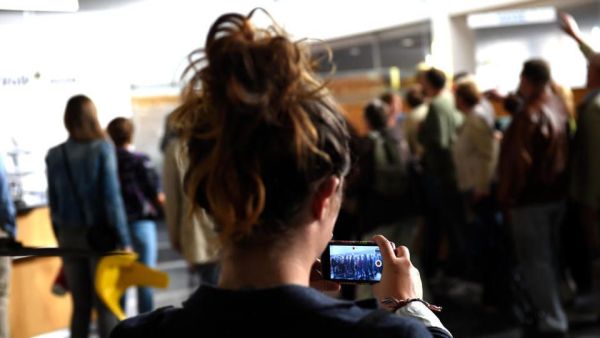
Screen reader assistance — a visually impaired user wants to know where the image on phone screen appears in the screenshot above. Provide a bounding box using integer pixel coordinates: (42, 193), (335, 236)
(322, 241), (383, 283)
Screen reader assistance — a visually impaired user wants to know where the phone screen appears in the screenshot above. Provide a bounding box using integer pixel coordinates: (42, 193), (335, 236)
(321, 241), (383, 283)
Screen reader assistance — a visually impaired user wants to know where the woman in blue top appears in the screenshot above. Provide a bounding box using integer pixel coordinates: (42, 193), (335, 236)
(112, 10), (450, 338)
(46, 94), (131, 338)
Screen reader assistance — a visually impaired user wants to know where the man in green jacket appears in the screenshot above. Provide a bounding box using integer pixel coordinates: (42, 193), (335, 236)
(417, 68), (464, 280)
(418, 68), (464, 185)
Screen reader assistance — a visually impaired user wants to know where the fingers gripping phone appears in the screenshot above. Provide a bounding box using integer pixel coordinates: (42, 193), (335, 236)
(321, 240), (383, 284)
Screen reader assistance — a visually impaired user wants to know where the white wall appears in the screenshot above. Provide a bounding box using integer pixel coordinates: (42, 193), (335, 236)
(0, 0), (539, 145)
(451, 15), (477, 74)
(1, 0), (538, 86)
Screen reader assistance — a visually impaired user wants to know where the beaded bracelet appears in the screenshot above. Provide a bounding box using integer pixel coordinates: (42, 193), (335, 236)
(381, 297), (443, 313)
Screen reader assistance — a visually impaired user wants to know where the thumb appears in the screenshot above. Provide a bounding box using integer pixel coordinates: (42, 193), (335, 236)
(372, 235), (396, 263)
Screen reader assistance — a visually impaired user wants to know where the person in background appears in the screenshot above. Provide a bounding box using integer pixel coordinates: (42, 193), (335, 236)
(560, 12), (595, 61)
(162, 120), (220, 287)
(498, 59), (570, 337)
(357, 99), (411, 236)
(557, 12), (589, 124)
(401, 85), (429, 269)
(46, 95), (131, 338)
(561, 11), (600, 300)
(569, 52), (600, 296)
(453, 72), (495, 129)
(403, 85), (428, 160)
(112, 10), (451, 338)
(453, 81), (504, 308)
(380, 91), (404, 125)
(417, 68), (465, 282)
(107, 117), (162, 314)
(0, 155), (16, 338)
(453, 81), (498, 206)
(379, 91), (411, 166)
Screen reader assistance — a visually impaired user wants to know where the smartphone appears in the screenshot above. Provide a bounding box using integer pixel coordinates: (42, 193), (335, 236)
(321, 240), (383, 284)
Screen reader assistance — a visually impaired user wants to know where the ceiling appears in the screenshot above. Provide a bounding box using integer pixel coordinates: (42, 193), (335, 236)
(1, 0), (539, 40)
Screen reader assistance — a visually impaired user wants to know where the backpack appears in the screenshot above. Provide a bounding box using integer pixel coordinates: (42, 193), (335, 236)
(368, 130), (409, 197)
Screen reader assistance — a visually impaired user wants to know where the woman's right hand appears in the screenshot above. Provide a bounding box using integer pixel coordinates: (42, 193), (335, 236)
(372, 235), (423, 303)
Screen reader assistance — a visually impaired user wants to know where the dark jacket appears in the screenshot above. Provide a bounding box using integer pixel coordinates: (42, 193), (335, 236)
(357, 127), (412, 231)
(498, 91), (569, 207)
(115, 148), (162, 222)
(570, 88), (600, 209)
(111, 285), (451, 338)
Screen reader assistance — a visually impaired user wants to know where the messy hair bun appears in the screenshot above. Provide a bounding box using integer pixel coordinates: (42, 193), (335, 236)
(172, 9), (350, 245)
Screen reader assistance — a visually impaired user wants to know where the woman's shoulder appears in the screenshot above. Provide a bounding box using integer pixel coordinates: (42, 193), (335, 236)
(45, 143), (64, 161)
(86, 139), (118, 161)
(56, 138), (114, 154)
(131, 151), (152, 164)
(111, 306), (185, 338)
(111, 301), (432, 338)
(92, 139), (115, 152)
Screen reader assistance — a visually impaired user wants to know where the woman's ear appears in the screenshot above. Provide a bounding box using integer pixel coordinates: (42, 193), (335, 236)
(311, 176), (341, 220)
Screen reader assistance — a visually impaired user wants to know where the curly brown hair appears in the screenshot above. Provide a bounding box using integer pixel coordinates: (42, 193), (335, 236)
(171, 9), (350, 246)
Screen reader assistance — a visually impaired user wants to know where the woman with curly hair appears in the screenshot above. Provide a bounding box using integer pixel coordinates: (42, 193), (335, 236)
(112, 10), (450, 338)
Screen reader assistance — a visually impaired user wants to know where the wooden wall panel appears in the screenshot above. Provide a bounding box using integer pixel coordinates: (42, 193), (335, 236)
(328, 74), (387, 136)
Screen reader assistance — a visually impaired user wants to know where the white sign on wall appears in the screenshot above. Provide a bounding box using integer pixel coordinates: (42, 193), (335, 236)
(467, 7), (556, 29)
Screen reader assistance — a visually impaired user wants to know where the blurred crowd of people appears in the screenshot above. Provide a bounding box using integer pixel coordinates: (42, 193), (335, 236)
(0, 9), (598, 338)
(334, 13), (600, 338)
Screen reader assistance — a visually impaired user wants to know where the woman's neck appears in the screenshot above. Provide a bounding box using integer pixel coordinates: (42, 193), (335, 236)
(218, 243), (314, 290)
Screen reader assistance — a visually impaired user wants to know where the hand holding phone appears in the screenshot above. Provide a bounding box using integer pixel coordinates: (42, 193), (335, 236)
(309, 259), (341, 292)
(371, 235), (423, 301)
(320, 236), (423, 303)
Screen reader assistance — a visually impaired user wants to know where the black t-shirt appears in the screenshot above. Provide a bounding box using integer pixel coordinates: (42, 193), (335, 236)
(111, 285), (450, 338)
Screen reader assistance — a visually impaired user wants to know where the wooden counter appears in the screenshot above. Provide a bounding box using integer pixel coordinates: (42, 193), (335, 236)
(9, 207), (72, 338)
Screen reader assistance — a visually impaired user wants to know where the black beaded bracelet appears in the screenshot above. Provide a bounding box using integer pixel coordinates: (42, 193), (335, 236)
(381, 297), (443, 313)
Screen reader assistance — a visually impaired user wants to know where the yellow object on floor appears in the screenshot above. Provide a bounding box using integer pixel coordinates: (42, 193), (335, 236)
(95, 252), (169, 320)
